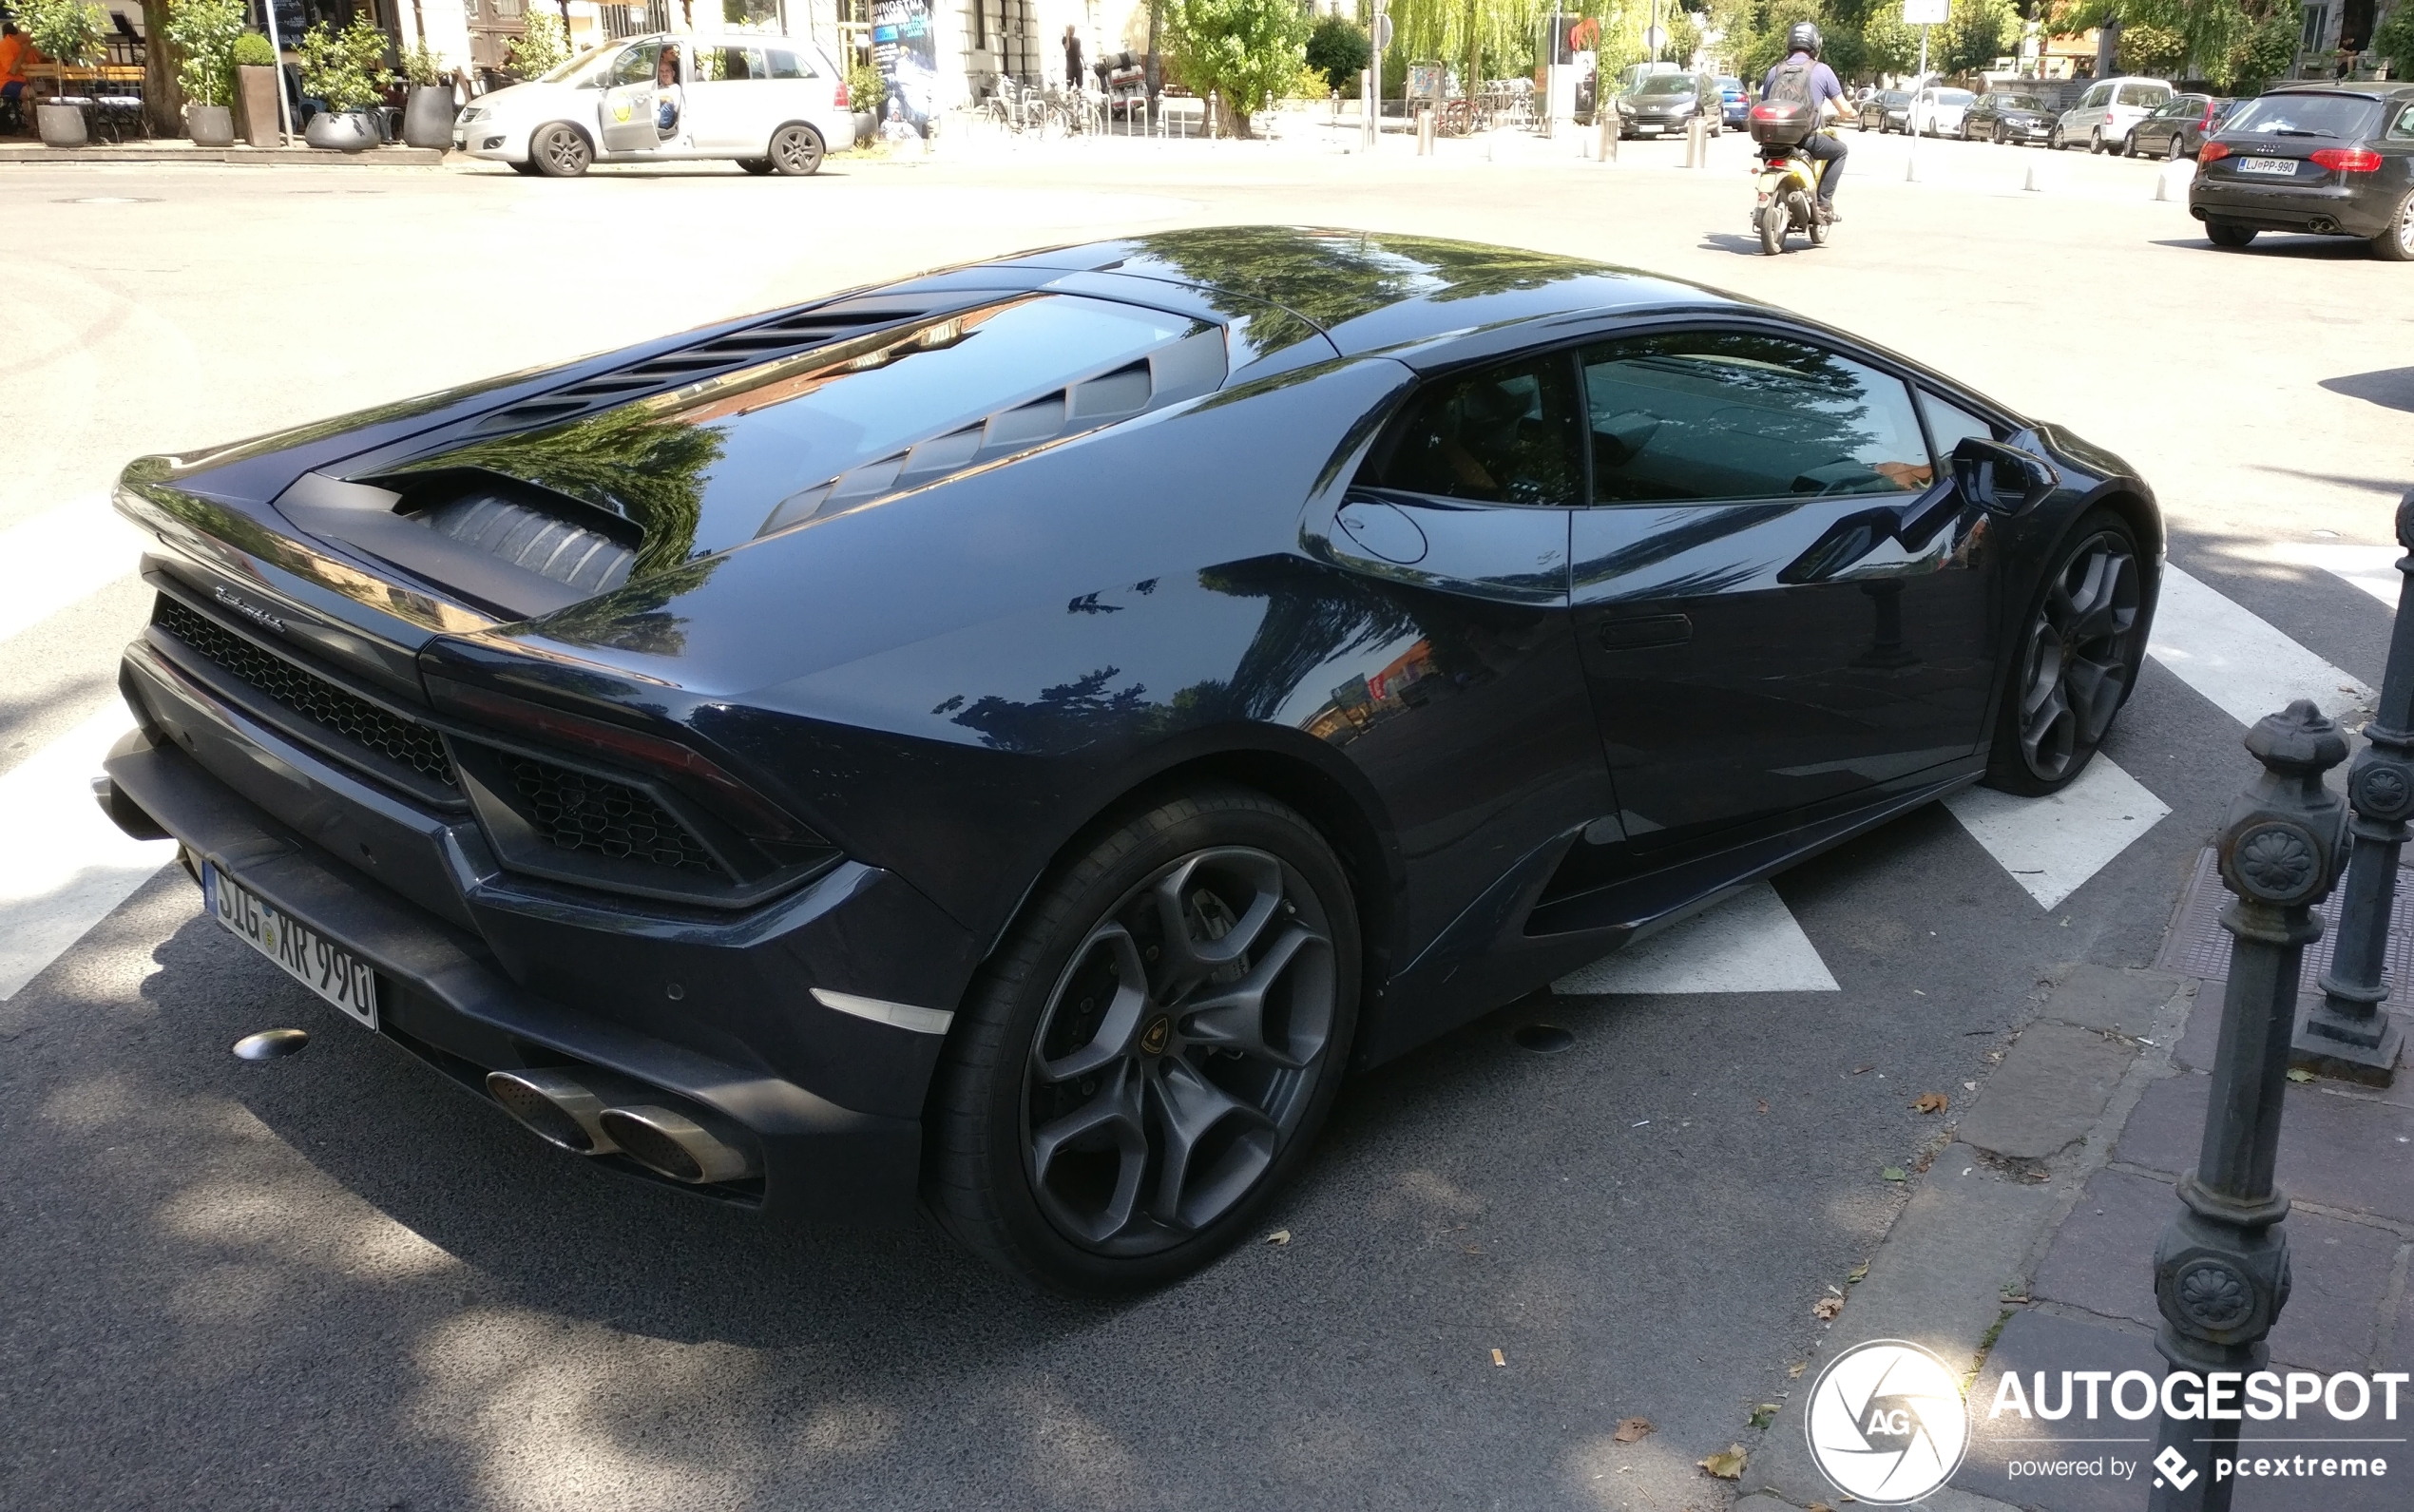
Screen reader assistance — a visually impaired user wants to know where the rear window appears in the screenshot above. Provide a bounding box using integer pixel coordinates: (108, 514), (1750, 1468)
(2119, 84), (2171, 107)
(2224, 93), (2387, 139)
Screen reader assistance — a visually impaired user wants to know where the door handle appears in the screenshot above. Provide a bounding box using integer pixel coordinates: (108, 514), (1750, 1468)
(1595, 613), (1692, 650)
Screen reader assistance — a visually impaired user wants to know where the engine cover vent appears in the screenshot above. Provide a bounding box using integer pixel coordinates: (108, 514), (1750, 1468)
(419, 490), (636, 597)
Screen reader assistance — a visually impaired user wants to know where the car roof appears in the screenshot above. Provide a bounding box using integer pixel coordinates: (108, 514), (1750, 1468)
(988, 229), (1751, 358)
(2255, 83), (2414, 100)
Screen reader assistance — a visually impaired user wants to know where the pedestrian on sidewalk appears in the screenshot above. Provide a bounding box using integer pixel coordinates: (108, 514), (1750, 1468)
(1063, 27), (1084, 91)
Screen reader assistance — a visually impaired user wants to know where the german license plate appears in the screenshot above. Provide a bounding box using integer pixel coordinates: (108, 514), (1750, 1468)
(204, 864), (378, 1030)
(2236, 157), (2297, 177)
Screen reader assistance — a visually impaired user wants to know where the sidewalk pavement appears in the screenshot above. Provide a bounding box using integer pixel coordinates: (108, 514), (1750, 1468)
(1736, 929), (2412, 1512)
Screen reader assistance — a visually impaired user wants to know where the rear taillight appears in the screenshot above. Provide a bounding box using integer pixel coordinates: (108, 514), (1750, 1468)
(2103, 111), (2116, 124)
(2310, 146), (2382, 173)
(833, 80), (850, 109)
(2200, 141), (2231, 163)
(2199, 105), (2217, 129)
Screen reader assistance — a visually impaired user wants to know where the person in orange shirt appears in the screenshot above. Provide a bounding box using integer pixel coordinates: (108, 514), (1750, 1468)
(1, 21), (42, 128)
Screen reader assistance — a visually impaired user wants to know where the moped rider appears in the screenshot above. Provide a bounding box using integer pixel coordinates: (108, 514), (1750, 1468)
(1762, 21), (1847, 222)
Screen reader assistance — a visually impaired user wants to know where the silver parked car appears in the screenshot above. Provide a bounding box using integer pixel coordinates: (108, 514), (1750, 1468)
(2052, 75), (2174, 154)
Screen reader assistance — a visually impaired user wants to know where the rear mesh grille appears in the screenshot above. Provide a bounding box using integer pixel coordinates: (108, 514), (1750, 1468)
(154, 597), (458, 788)
(507, 756), (718, 873)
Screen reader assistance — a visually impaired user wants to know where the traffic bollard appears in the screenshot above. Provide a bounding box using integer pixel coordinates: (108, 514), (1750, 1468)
(2146, 700), (2349, 1511)
(1598, 111), (1616, 164)
(2293, 488), (2414, 1083)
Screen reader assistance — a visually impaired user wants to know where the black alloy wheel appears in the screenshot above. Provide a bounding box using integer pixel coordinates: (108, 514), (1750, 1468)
(1985, 511), (2146, 795)
(769, 123), (825, 176)
(925, 788), (1359, 1292)
(530, 123), (591, 178)
(2206, 220), (2258, 249)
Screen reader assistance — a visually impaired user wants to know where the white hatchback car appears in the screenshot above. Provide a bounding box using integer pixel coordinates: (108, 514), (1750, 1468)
(455, 32), (853, 177)
(2052, 75), (2174, 154)
(1908, 85), (1975, 137)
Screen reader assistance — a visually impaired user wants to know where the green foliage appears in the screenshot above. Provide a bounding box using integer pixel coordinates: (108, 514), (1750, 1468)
(401, 40), (447, 87)
(1163, 0), (1309, 135)
(1384, 0), (1549, 84)
(1939, 0), (2019, 75)
(1304, 13), (1370, 91)
(230, 30), (278, 68)
(18, 0), (111, 69)
(2377, 0), (2414, 82)
(507, 11), (569, 80)
(847, 60), (885, 115)
(294, 16), (391, 113)
(164, 0), (245, 106)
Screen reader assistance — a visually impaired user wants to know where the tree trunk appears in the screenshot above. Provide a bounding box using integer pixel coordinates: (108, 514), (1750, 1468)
(142, 0), (183, 137)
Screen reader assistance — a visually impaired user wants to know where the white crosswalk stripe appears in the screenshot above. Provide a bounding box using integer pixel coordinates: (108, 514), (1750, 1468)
(1942, 758), (2171, 910)
(2273, 543), (2403, 610)
(1552, 882), (1838, 996)
(2145, 565), (2374, 727)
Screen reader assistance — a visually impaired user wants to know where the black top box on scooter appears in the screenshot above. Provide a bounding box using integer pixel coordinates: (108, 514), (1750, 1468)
(1748, 102), (1812, 146)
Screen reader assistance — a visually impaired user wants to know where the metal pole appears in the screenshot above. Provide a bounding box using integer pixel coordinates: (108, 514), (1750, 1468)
(259, 0), (293, 145)
(2295, 487), (2414, 1083)
(1906, 24), (1927, 180)
(2146, 699), (2348, 1512)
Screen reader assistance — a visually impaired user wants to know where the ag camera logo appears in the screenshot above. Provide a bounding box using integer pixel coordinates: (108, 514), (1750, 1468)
(1806, 1339), (1971, 1504)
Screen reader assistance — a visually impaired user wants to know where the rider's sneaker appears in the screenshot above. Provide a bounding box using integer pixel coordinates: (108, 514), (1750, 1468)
(1817, 201), (1843, 223)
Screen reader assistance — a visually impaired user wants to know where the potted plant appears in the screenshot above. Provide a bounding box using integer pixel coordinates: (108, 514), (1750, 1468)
(164, 0), (244, 146)
(294, 15), (390, 152)
(229, 30), (278, 146)
(19, 0), (109, 147)
(399, 40), (452, 148)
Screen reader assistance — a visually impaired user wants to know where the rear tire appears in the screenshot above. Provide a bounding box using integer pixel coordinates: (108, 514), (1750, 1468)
(2166, 135), (2184, 161)
(922, 787), (1361, 1293)
(768, 122), (825, 175)
(1983, 509), (2148, 797)
(2122, 130), (2139, 157)
(529, 123), (591, 178)
(2089, 127), (2106, 154)
(2206, 220), (2258, 249)
(2371, 190), (2414, 262)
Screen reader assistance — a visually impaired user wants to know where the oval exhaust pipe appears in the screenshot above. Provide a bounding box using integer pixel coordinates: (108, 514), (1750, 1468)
(597, 1103), (762, 1184)
(2309, 216), (2338, 234)
(487, 1067), (648, 1156)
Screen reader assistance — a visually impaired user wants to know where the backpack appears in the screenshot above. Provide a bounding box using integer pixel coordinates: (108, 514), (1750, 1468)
(1767, 56), (1817, 108)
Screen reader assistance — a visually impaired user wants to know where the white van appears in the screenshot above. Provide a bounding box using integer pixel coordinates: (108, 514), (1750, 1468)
(455, 32), (853, 178)
(2052, 75), (2174, 154)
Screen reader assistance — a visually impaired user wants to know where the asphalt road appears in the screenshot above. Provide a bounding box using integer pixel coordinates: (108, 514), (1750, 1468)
(2, 130), (2409, 1512)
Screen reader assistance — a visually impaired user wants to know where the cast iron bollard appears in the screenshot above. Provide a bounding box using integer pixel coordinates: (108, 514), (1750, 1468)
(2292, 488), (2414, 1083)
(2147, 700), (2348, 1511)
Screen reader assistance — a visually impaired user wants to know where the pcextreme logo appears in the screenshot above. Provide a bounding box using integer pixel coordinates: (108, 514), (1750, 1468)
(1806, 1339), (1971, 1504)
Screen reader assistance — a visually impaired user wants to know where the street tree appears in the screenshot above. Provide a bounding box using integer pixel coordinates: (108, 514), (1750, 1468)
(2050, 0), (2302, 91)
(1163, 0), (1308, 137)
(1303, 12), (1369, 92)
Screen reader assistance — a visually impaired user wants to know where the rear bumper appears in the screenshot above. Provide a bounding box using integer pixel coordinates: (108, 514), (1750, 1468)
(2189, 178), (2392, 237)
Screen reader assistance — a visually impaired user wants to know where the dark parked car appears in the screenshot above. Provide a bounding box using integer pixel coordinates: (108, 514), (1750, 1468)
(2125, 92), (2233, 158)
(99, 230), (2163, 1292)
(2191, 85), (2414, 259)
(1858, 89), (1910, 132)
(1963, 91), (2055, 145)
(1616, 71), (1722, 138)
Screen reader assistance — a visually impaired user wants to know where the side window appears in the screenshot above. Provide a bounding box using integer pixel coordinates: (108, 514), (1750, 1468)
(766, 48), (814, 79)
(606, 45), (659, 88)
(1357, 354), (1582, 506)
(2080, 84), (2109, 109)
(1579, 331), (1932, 505)
(1919, 392), (2002, 469)
(2391, 105), (2414, 141)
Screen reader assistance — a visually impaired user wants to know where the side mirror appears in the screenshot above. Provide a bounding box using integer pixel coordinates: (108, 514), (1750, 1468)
(1951, 435), (2059, 517)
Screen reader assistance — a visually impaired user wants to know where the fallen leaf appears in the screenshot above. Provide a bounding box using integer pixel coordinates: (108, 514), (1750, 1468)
(1756, 1098), (1771, 1114)
(1813, 1294), (1845, 1321)
(1749, 1402), (1780, 1429)
(1699, 1445), (1748, 1480)
(1265, 1229), (1292, 1246)
(1613, 1416), (1655, 1443)
(2287, 1068), (2316, 1083)
(1882, 1167), (1906, 1182)
(1912, 1092), (1949, 1114)
(1847, 1262), (1869, 1284)
(1787, 1361), (1807, 1378)
(1491, 1348), (1506, 1368)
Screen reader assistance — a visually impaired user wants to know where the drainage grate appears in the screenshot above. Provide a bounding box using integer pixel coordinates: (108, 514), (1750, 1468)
(2154, 846), (2414, 991)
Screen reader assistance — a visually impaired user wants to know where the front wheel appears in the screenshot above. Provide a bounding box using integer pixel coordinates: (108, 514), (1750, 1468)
(2049, 125), (2065, 150)
(2122, 130), (2139, 157)
(768, 123), (825, 175)
(529, 123), (591, 178)
(1983, 510), (2147, 796)
(923, 788), (1361, 1293)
